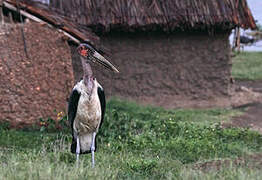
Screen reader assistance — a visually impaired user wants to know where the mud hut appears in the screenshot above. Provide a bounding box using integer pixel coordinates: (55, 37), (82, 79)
(48, 0), (256, 107)
(0, 0), (98, 126)
(0, 0), (257, 128)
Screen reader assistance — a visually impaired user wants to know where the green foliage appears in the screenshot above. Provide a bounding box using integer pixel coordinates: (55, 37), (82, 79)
(232, 52), (262, 80)
(179, 166), (262, 180)
(39, 117), (56, 132)
(97, 99), (261, 164)
(0, 121), (10, 130)
(0, 129), (68, 151)
(38, 111), (69, 133)
(0, 99), (261, 179)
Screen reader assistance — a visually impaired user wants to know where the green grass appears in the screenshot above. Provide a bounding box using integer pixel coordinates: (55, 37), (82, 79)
(0, 99), (262, 179)
(232, 52), (262, 80)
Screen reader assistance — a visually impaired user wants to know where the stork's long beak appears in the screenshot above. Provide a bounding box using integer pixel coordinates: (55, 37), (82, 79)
(92, 52), (119, 73)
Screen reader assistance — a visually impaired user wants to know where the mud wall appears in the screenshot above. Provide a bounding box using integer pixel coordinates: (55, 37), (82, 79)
(0, 22), (74, 126)
(72, 31), (232, 108)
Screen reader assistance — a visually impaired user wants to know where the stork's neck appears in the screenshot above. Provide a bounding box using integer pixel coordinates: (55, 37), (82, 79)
(81, 57), (94, 94)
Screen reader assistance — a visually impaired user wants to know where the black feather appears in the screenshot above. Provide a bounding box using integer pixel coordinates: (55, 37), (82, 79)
(97, 87), (106, 129)
(67, 89), (81, 153)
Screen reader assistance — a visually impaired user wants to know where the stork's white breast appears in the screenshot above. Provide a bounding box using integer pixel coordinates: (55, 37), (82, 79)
(73, 80), (102, 135)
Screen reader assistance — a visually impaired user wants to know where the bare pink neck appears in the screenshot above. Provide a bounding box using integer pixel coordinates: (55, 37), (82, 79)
(81, 57), (94, 94)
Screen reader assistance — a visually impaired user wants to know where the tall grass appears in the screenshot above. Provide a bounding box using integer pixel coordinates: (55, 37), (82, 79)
(232, 52), (262, 80)
(0, 99), (262, 179)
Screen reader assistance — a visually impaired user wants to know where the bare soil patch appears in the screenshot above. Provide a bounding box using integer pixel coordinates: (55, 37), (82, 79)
(237, 80), (262, 93)
(193, 153), (262, 172)
(222, 80), (262, 134)
(136, 81), (262, 110)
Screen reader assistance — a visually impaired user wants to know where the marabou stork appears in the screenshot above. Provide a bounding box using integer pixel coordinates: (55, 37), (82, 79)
(68, 43), (119, 167)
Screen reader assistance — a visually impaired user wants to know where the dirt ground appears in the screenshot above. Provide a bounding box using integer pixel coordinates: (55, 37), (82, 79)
(193, 153), (262, 172)
(222, 80), (262, 134)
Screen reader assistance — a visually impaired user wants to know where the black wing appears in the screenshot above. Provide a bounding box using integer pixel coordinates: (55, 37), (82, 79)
(68, 89), (81, 135)
(97, 87), (106, 128)
(68, 89), (81, 153)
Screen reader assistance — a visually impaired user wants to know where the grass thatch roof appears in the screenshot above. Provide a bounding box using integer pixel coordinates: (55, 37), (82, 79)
(2, 0), (99, 44)
(49, 0), (256, 32)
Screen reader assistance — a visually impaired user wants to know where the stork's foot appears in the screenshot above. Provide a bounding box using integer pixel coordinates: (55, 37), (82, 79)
(91, 132), (96, 168)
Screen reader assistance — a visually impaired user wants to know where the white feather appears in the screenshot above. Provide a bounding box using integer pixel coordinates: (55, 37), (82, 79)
(73, 79), (102, 152)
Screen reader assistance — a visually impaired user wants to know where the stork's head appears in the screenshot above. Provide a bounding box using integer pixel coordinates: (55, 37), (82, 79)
(77, 43), (119, 73)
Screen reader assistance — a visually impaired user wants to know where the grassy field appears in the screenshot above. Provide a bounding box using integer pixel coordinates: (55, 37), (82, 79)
(1, 99), (262, 179)
(232, 52), (262, 80)
(1, 52), (262, 179)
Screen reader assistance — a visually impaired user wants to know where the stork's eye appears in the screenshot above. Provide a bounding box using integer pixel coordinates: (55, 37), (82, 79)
(79, 47), (89, 57)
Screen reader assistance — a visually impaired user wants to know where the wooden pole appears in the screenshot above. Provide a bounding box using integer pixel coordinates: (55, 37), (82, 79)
(232, 29), (237, 51)
(0, 0), (4, 24)
(3, 1), (80, 44)
(8, 11), (13, 24)
(236, 27), (241, 53)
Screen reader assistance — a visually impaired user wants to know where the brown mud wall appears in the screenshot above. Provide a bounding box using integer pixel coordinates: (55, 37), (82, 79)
(0, 22), (74, 127)
(72, 31), (232, 108)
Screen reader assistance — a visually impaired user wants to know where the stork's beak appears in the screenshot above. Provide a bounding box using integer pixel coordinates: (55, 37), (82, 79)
(92, 52), (119, 73)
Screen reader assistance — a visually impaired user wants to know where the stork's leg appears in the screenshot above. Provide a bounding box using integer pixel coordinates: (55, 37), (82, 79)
(76, 136), (80, 163)
(91, 132), (96, 168)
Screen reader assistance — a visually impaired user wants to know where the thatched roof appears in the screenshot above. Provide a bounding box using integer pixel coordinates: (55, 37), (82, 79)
(2, 0), (99, 44)
(48, 0), (256, 32)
